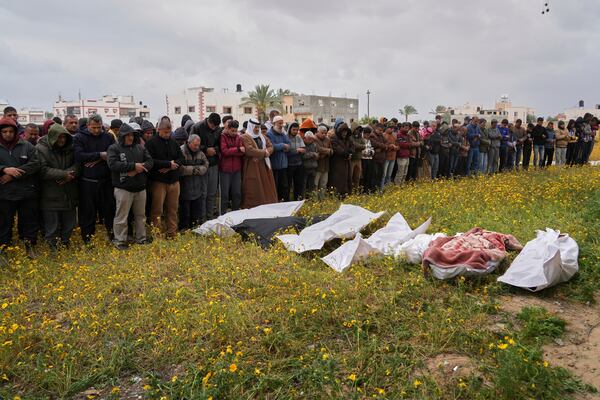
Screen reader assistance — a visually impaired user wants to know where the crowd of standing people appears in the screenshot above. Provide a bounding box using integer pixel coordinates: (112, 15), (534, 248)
(0, 105), (597, 265)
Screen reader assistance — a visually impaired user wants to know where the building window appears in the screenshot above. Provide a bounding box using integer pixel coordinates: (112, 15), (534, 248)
(285, 105), (288, 113)
(290, 106), (293, 113)
(104, 108), (109, 113)
(330, 118), (336, 123)
(223, 106), (232, 114)
(188, 106), (195, 113)
(244, 107), (253, 114)
(318, 99), (324, 107)
(206, 106), (216, 113)
(174, 107), (181, 114)
(331, 101), (336, 107)
(349, 103), (354, 109)
(514, 112), (518, 117)
(318, 117), (323, 123)
(113, 108), (117, 113)
(298, 101), (304, 107)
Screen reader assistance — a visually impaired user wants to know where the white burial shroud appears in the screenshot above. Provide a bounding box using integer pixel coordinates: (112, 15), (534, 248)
(321, 213), (432, 272)
(497, 228), (579, 292)
(193, 201), (305, 237)
(276, 204), (385, 253)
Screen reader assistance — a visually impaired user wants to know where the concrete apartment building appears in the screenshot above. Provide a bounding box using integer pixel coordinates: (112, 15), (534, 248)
(283, 94), (359, 125)
(447, 95), (535, 123)
(0, 100), (48, 124)
(53, 95), (151, 122)
(165, 85), (256, 127)
(166, 85), (359, 127)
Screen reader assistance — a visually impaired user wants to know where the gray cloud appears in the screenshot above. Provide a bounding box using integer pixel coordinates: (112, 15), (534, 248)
(1, 0), (599, 120)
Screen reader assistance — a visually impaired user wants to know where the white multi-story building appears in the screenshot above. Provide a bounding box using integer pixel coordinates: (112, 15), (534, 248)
(52, 95), (151, 122)
(561, 100), (600, 121)
(447, 95), (535, 123)
(0, 100), (48, 124)
(17, 107), (47, 124)
(166, 85), (256, 127)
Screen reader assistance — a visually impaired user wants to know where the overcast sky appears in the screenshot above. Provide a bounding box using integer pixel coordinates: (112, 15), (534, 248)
(1, 0), (598, 121)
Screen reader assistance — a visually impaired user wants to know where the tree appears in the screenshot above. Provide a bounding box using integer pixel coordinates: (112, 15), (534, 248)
(430, 105), (447, 115)
(358, 115), (374, 125)
(430, 105), (451, 123)
(546, 115), (558, 123)
(276, 88), (295, 98)
(241, 84), (283, 122)
(399, 105), (418, 122)
(526, 114), (537, 124)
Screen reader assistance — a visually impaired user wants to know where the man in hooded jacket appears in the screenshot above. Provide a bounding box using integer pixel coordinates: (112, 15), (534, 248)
(107, 123), (153, 249)
(36, 124), (79, 249)
(0, 117), (40, 263)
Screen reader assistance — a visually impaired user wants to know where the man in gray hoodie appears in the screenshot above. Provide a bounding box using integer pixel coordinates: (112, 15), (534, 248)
(487, 119), (501, 174)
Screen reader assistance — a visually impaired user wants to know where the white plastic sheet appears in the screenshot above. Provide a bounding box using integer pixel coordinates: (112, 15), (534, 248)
(321, 213), (432, 272)
(498, 228), (579, 292)
(193, 201), (304, 237)
(277, 204), (385, 253)
(430, 260), (498, 280)
(397, 233), (447, 264)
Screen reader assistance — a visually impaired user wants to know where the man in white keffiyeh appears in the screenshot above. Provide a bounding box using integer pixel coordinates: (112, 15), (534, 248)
(240, 118), (278, 208)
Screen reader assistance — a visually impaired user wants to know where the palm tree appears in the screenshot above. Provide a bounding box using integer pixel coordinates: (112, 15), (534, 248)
(430, 105), (447, 115)
(241, 84), (283, 122)
(430, 105), (451, 123)
(399, 105), (418, 122)
(276, 88), (294, 98)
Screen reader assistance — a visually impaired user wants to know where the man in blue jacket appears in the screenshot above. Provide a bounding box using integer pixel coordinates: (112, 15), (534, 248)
(466, 117), (481, 176)
(267, 115), (290, 202)
(73, 114), (116, 244)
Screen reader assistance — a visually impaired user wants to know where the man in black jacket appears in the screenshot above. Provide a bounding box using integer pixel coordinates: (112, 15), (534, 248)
(107, 123), (154, 249)
(145, 118), (184, 238)
(73, 114), (116, 243)
(0, 117), (40, 263)
(532, 117), (547, 168)
(191, 112), (221, 219)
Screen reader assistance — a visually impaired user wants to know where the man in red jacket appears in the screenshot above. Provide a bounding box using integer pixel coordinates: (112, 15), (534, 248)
(219, 120), (244, 212)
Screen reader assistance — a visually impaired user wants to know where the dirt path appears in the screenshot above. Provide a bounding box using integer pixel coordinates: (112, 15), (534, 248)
(499, 294), (600, 397)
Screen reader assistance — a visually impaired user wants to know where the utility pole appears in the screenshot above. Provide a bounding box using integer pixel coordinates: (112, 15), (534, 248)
(366, 90), (371, 119)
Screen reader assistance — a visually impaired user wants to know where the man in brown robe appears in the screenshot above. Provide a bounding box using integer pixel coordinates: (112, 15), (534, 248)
(328, 122), (354, 197)
(241, 118), (277, 208)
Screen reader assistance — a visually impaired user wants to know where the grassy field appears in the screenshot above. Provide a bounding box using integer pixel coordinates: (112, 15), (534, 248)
(1, 165), (600, 399)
